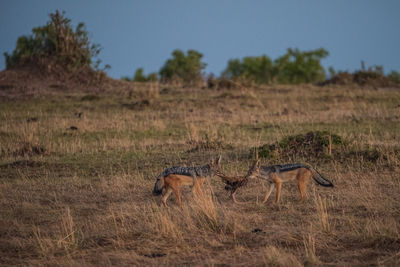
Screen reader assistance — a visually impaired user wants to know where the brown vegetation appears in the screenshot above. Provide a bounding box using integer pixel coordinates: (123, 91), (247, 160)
(320, 71), (397, 88)
(0, 70), (400, 265)
(0, 65), (160, 101)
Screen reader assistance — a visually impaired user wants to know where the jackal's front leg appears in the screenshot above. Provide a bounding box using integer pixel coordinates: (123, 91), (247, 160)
(172, 187), (182, 206)
(263, 183), (275, 203)
(275, 180), (282, 203)
(231, 190), (247, 204)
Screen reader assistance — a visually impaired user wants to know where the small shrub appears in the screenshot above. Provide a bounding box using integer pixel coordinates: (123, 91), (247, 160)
(387, 70), (400, 86)
(146, 72), (159, 82)
(159, 49), (206, 85)
(13, 142), (46, 157)
(274, 48), (328, 84)
(122, 68), (159, 82)
(353, 70), (390, 87)
(319, 72), (354, 86)
(223, 55), (274, 84)
(255, 131), (344, 160)
(133, 68), (147, 82)
(257, 144), (276, 159)
(347, 147), (383, 163)
(207, 74), (239, 90)
(320, 65), (396, 87)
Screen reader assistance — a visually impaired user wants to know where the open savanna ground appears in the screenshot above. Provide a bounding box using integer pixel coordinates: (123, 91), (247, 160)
(1, 83), (400, 266)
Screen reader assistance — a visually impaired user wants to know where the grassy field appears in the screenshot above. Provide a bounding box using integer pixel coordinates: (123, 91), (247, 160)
(1, 83), (400, 265)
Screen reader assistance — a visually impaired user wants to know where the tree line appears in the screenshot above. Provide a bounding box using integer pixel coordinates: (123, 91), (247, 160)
(4, 10), (400, 86)
(126, 48), (399, 87)
(124, 47), (330, 85)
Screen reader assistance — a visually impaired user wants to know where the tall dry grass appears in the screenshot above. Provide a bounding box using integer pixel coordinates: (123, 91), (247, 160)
(0, 84), (400, 265)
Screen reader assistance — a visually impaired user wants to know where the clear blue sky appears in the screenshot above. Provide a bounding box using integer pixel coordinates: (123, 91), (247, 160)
(1, 1), (399, 78)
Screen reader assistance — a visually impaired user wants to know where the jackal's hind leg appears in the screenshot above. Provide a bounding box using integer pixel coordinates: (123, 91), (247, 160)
(297, 169), (311, 201)
(192, 178), (205, 197)
(162, 187), (173, 206)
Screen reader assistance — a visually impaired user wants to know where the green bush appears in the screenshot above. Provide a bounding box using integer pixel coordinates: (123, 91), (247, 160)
(133, 68), (147, 82)
(159, 49), (206, 85)
(146, 72), (159, 82)
(388, 70), (400, 85)
(223, 55), (274, 84)
(4, 10), (102, 72)
(222, 48), (329, 85)
(122, 68), (159, 82)
(274, 48), (328, 84)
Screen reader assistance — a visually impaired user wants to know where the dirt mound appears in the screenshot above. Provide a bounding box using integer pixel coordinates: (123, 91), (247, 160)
(256, 131), (344, 160)
(0, 59), (129, 99)
(353, 71), (393, 87)
(320, 72), (354, 86)
(320, 71), (396, 88)
(0, 62), (156, 100)
(254, 131), (395, 166)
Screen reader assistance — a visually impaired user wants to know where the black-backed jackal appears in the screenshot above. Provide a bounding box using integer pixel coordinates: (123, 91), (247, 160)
(258, 163), (334, 203)
(153, 156), (221, 206)
(214, 160), (260, 204)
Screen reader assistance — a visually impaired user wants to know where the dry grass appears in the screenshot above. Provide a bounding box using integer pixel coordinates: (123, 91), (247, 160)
(0, 83), (400, 265)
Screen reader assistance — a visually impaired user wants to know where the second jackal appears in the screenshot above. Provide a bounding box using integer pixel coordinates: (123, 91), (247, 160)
(153, 156), (221, 206)
(258, 163), (334, 203)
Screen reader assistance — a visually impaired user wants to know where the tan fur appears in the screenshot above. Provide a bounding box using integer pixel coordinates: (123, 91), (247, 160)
(261, 168), (312, 204)
(161, 174), (206, 206)
(154, 156), (221, 206)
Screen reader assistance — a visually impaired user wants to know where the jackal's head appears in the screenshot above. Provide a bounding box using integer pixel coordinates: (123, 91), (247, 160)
(153, 176), (165, 196)
(246, 159), (260, 179)
(209, 155), (222, 170)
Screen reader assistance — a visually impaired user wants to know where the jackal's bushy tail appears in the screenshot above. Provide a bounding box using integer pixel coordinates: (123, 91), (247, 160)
(310, 167), (334, 187)
(153, 176), (164, 195)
